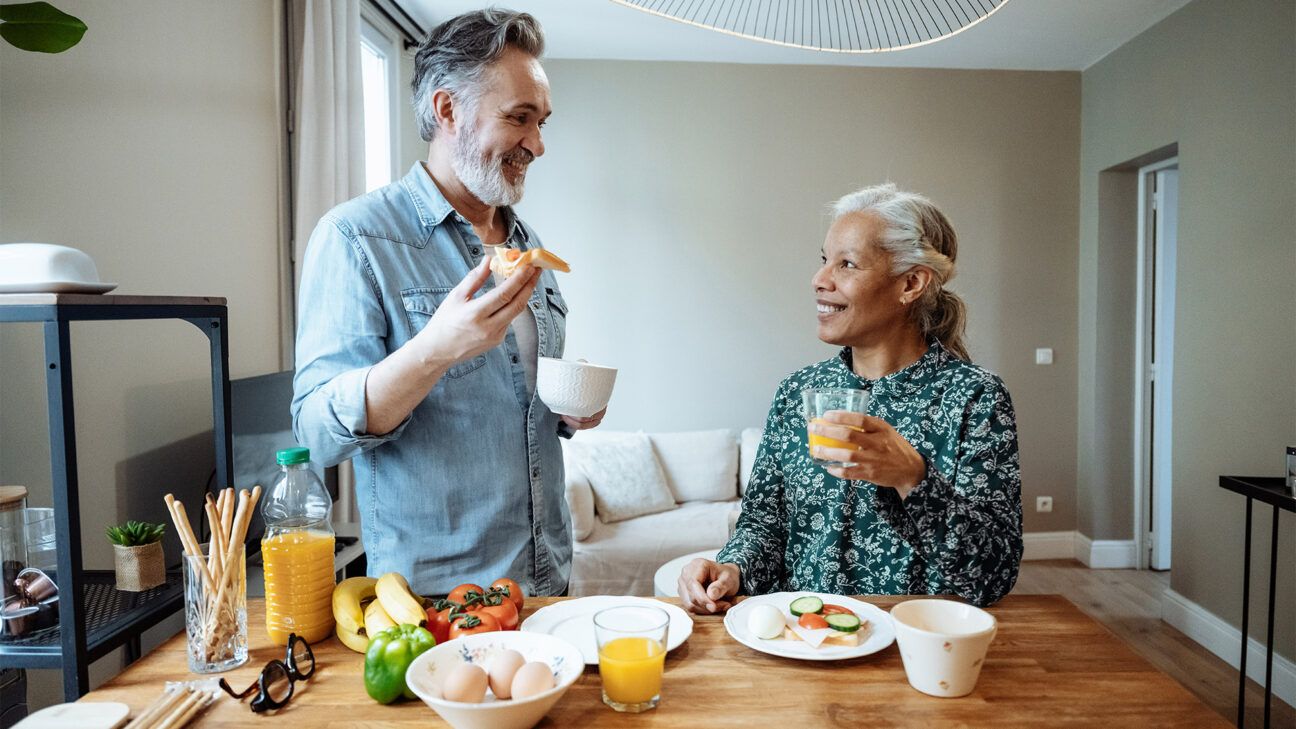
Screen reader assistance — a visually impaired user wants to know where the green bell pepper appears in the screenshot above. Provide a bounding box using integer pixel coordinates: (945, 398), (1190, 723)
(364, 623), (436, 704)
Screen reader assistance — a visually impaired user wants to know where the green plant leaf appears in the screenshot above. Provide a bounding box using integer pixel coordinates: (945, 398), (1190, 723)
(0, 2), (87, 54)
(106, 520), (165, 546)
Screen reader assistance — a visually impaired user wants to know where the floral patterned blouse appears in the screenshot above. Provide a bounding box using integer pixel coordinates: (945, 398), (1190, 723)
(715, 340), (1023, 607)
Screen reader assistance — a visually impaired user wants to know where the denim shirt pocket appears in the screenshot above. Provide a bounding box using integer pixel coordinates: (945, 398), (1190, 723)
(400, 287), (488, 378)
(543, 287), (568, 358)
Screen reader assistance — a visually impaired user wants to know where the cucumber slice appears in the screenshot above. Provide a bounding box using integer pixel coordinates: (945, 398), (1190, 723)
(788, 596), (824, 616)
(825, 613), (861, 633)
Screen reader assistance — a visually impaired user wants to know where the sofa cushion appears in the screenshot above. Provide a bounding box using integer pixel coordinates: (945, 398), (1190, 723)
(739, 427), (763, 496)
(562, 461), (597, 541)
(570, 499), (739, 596)
(649, 429), (738, 502)
(562, 432), (676, 523)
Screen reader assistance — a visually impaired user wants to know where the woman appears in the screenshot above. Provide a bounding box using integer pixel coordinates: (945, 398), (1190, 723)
(678, 183), (1022, 612)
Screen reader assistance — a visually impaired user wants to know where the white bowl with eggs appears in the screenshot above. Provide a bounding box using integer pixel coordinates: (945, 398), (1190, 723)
(405, 631), (584, 729)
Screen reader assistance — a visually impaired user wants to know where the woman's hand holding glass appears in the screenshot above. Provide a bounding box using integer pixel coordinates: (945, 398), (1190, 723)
(808, 411), (927, 499)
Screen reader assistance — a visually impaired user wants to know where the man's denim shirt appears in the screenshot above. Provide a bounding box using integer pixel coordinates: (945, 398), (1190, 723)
(292, 163), (572, 596)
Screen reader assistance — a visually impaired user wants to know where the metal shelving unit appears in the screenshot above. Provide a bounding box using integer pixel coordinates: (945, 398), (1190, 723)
(0, 294), (231, 701)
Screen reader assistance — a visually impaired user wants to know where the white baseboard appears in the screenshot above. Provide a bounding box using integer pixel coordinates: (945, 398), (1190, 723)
(1161, 588), (1296, 708)
(1022, 531), (1077, 560)
(1074, 533), (1138, 568)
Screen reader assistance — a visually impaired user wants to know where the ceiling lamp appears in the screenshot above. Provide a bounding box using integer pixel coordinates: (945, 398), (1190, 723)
(609, 0), (1010, 53)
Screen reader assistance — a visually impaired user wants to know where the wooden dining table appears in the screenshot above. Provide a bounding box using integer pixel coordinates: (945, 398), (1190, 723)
(80, 594), (1228, 727)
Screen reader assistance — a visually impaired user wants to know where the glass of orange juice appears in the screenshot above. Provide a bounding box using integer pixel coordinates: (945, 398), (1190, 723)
(594, 605), (670, 713)
(802, 387), (870, 466)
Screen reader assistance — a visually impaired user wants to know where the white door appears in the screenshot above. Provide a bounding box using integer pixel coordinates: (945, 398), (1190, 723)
(1135, 160), (1178, 571)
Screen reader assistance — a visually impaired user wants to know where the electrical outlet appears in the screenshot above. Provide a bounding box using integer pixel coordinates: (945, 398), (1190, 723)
(1036, 496), (1053, 513)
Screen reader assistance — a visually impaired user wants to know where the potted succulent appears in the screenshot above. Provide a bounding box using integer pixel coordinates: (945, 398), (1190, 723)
(107, 520), (166, 591)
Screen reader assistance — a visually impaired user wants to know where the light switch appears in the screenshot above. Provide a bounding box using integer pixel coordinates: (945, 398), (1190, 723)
(1035, 348), (1054, 365)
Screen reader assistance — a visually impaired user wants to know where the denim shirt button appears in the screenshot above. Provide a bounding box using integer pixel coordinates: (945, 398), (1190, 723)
(471, 246), (481, 256)
(531, 467), (540, 479)
(510, 354), (519, 364)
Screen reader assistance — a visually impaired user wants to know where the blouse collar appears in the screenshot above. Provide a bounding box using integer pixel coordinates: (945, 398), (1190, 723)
(834, 339), (950, 397)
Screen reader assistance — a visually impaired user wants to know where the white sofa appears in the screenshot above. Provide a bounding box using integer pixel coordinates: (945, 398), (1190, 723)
(562, 428), (761, 596)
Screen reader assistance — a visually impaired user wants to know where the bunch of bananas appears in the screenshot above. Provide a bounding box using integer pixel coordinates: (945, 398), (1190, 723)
(332, 572), (428, 653)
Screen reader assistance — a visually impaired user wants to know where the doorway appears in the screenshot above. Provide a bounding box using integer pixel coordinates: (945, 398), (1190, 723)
(1134, 158), (1178, 571)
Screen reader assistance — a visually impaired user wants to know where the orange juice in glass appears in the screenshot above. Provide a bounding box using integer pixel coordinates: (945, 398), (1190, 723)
(594, 605), (670, 713)
(802, 387), (870, 466)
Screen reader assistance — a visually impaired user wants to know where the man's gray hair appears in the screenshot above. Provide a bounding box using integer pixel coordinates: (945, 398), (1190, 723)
(411, 8), (545, 142)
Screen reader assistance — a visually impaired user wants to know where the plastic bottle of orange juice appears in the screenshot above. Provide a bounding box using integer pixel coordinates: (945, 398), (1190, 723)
(261, 447), (335, 645)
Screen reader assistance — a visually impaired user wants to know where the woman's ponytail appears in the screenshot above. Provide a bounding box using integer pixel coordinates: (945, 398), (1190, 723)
(923, 288), (969, 361)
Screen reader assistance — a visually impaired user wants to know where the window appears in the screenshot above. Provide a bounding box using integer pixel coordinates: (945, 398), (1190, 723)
(360, 15), (400, 192)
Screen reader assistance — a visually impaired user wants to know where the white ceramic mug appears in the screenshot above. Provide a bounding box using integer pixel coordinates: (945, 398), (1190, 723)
(890, 599), (997, 698)
(536, 358), (617, 418)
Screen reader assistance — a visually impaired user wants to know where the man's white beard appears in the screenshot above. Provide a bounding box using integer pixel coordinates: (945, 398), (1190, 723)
(451, 120), (527, 207)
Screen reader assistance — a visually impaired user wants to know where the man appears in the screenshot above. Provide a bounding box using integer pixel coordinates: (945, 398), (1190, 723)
(292, 9), (602, 597)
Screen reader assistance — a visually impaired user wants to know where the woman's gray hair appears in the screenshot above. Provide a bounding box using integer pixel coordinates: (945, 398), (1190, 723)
(410, 8), (544, 142)
(832, 183), (970, 361)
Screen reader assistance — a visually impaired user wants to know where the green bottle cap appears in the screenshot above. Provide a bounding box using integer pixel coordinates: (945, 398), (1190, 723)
(276, 447), (310, 465)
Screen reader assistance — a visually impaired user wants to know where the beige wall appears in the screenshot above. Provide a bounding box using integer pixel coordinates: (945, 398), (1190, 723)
(0, 0), (282, 701)
(518, 60), (1081, 533)
(1079, 0), (1294, 659)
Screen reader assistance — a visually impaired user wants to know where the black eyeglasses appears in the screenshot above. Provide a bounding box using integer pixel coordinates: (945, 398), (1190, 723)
(220, 633), (316, 713)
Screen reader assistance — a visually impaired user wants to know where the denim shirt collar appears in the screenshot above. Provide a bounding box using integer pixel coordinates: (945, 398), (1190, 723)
(400, 162), (528, 243)
(835, 339), (949, 397)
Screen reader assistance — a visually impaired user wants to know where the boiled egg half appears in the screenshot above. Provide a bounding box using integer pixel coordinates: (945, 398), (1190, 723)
(747, 604), (785, 639)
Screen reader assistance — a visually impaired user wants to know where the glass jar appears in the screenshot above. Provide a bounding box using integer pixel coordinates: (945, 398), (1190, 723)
(0, 486), (30, 639)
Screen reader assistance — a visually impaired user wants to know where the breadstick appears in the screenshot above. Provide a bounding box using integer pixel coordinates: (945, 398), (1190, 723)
(160, 691), (214, 729)
(163, 494), (200, 559)
(220, 488), (235, 540)
(153, 689), (199, 729)
(127, 687), (184, 728)
(203, 497), (223, 580)
(203, 488), (254, 641)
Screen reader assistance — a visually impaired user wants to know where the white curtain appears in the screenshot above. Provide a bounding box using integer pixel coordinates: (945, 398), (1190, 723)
(290, 0), (364, 294)
(288, 0), (365, 524)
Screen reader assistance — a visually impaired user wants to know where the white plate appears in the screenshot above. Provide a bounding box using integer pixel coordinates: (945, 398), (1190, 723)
(520, 595), (693, 665)
(0, 280), (117, 294)
(724, 592), (895, 661)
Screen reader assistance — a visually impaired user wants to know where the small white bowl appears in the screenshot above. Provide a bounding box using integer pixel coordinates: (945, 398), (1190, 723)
(405, 631), (584, 729)
(536, 358), (617, 418)
(890, 599), (997, 698)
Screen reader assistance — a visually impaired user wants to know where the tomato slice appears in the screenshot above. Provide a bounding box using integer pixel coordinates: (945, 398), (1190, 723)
(798, 612), (830, 630)
(821, 604), (855, 617)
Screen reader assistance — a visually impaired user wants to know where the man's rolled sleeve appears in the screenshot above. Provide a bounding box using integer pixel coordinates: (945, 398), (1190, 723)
(291, 215), (409, 468)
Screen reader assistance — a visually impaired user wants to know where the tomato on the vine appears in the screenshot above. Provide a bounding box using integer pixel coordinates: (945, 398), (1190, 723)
(489, 577), (525, 612)
(449, 611), (500, 639)
(426, 599), (459, 644)
(448, 583), (485, 609)
(478, 592), (519, 631)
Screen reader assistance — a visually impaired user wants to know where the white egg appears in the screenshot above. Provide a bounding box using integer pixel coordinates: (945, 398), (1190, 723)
(488, 649), (526, 699)
(510, 661), (556, 700)
(441, 663), (488, 703)
(747, 604), (786, 639)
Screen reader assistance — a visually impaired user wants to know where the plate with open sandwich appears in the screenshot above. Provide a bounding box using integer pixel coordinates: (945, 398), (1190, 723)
(724, 592), (894, 661)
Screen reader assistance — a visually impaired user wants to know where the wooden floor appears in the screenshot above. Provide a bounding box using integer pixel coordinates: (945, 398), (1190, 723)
(1014, 559), (1294, 728)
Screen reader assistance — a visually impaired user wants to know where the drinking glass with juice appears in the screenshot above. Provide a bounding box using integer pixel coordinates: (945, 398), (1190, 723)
(802, 388), (870, 466)
(261, 447), (335, 645)
(594, 605), (670, 713)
